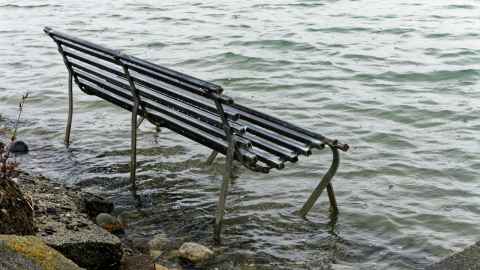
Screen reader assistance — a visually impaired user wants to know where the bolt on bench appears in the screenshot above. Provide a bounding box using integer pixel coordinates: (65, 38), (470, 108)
(44, 27), (349, 241)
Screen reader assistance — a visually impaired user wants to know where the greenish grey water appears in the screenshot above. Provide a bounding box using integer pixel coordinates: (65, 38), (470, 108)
(1, 1), (479, 269)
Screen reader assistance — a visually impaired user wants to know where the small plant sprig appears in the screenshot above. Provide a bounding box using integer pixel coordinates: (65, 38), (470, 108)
(0, 92), (29, 180)
(11, 92), (29, 142)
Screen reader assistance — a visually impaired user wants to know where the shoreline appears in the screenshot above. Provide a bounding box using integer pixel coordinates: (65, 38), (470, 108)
(0, 170), (216, 270)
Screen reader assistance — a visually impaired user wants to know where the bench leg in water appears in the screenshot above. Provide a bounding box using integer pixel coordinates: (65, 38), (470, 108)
(214, 141), (235, 243)
(299, 145), (340, 218)
(64, 72), (73, 146)
(205, 151), (218, 165)
(121, 63), (143, 205)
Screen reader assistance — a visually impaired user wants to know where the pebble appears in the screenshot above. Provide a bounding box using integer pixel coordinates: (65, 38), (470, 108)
(96, 213), (125, 233)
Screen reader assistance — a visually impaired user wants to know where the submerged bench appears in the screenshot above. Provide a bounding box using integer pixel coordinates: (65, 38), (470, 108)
(44, 27), (349, 241)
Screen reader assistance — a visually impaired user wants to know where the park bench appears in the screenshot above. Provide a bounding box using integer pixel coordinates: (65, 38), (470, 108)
(44, 27), (349, 241)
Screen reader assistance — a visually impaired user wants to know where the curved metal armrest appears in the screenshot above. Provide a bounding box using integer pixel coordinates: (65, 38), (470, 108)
(299, 145), (340, 218)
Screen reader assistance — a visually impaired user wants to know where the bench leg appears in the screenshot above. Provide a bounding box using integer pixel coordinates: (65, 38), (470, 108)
(214, 142), (235, 243)
(326, 182), (338, 215)
(299, 145), (340, 218)
(206, 150), (218, 165)
(130, 106), (139, 196)
(64, 72), (73, 146)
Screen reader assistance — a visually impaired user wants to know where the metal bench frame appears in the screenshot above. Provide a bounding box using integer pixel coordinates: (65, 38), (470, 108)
(44, 27), (349, 242)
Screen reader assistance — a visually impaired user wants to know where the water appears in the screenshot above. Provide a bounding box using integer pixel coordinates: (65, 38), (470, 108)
(1, 1), (479, 269)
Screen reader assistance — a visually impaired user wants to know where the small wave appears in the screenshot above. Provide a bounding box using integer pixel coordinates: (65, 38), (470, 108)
(439, 50), (478, 58)
(0, 4), (62, 9)
(342, 54), (385, 62)
(374, 28), (416, 35)
(306, 26), (371, 33)
(144, 41), (167, 48)
(355, 69), (480, 82)
(424, 33), (450, 39)
(226, 39), (317, 51)
(444, 4), (476, 9)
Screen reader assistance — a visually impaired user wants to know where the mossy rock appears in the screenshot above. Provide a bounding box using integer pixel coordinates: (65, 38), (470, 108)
(0, 235), (83, 270)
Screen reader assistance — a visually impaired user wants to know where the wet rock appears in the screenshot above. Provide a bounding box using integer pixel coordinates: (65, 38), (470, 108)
(0, 178), (35, 235)
(8, 140), (29, 153)
(0, 235), (83, 270)
(96, 213), (125, 233)
(79, 192), (114, 218)
(40, 221), (122, 270)
(121, 254), (154, 270)
(178, 242), (214, 264)
(148, 233), (169, 258)
(154, 264), (170, 270)
(426, 241), (480, 270)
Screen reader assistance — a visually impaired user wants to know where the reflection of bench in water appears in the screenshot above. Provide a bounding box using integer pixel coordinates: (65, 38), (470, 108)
(44, 27), (349, 241)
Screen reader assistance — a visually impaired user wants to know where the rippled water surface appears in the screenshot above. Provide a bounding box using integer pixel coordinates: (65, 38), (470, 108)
(1, 1), (480, 269)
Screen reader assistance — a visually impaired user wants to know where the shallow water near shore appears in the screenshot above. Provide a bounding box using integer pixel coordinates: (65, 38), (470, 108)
(1, 1), (480, 269)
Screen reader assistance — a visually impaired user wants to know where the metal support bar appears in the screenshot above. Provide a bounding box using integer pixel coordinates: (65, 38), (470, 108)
(121, 64), (141, 193)
(213, 96), (235, 243)
(65, 72), (73, 146)
(206, 150), (218, 165)
(299, 145), (340, 218)
(54, 41), (76, 147)
(326, 182), (338, 214)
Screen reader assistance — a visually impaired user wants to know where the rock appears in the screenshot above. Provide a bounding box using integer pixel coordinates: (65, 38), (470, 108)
(8, 140), (29, 154)
(79, 192), (114, 218)
(121, 254), (154, 270)
(0, 234), (83, 270)
(154, 264), (170, 270)
(39, 219), (122, 270)
(0, 178), (35, 235)
(178, 242), (214, 264)
(426, 241), (480, 270)
(96, 213), (125, 233)
(148, 233), (169, 258)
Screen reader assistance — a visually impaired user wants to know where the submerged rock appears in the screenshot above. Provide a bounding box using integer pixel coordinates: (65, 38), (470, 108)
(148, 233), (170, 259)
(8, 140), (29, 154)
(121, 254), (154, 270)
(96, 213), (126, 233)
(154, 264), (170, 270)
(178, 242), (214, 264)
(79, 192), (114, 218)
(0, 235), (83, 270)
(0, 178), (35, 235)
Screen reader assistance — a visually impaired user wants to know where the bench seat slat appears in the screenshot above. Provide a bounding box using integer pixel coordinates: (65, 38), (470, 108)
(80, 80), (284, 169)
(232, 103), (332, 146)
(75, 73), (290, 168)
(71, 61), (310, 163)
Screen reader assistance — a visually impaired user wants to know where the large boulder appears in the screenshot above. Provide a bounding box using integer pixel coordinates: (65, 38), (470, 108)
(38, 214), (123, 270)
(0, 234), (83, 270)
(0, 178), (35, 235)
